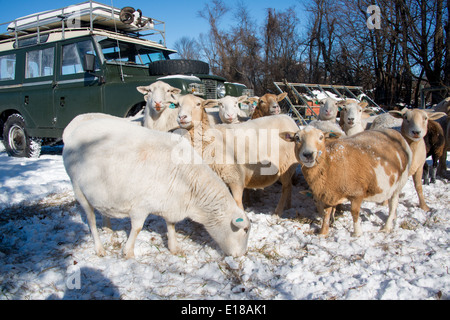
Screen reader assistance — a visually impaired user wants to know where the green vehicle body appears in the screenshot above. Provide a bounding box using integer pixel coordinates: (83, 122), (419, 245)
(0, 28), (249, 157)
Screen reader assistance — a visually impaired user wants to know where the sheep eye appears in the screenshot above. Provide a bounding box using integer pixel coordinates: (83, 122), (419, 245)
(319, 135), (324, 141)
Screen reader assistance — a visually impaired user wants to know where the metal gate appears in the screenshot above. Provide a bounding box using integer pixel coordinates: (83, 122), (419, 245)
(273, 80), (381, 125)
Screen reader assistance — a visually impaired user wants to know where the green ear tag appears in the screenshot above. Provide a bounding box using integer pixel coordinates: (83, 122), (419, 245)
(169, 103), (176, 109)
(236, 218), (244, 223)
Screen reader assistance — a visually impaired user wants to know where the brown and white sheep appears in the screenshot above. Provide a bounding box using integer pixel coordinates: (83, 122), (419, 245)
(281, 126), (412, 236)
(388, 109), (446, 211)
(251, 93), (288, 119)
(175, 94), (299, 216)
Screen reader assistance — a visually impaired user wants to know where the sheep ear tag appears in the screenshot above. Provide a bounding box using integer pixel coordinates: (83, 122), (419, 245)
(169, 103), (176, 109)
(235, 218), (244, 223)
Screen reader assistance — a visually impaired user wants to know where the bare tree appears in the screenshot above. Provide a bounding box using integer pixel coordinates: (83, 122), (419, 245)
(173, 36), (201, 60)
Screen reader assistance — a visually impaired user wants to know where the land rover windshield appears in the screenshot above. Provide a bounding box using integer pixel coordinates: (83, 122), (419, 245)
(97, 37), (171, 65)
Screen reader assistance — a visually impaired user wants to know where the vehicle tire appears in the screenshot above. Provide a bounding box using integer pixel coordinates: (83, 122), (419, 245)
(2, 114), (42, 158)
(148, 59), (209, 76)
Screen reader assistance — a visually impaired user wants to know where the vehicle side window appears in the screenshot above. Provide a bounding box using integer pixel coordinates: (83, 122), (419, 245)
(62, 40), (98, 75)
(0, 54), (16, 81)
(25, 48), (54, 78)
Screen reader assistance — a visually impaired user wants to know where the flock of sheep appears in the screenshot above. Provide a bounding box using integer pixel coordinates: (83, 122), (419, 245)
(62, 81), (449, 259)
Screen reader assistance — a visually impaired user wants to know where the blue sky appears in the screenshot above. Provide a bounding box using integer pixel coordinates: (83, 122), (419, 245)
(0, 0), (307, 50)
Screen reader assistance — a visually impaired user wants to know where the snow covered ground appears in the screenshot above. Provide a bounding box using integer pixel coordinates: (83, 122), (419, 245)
(0, 143), (449, 300)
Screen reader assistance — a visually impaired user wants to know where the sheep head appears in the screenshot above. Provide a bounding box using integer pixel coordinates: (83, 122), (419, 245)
(137, 81), (181, 113)
(338, 100), (368, 128)
(319, 98), (338, 121)
(389, 109), (446, 142)
(281, 126), (341, 168)
(216, 95), (248, 124)
(176, 94), (217, 129)
(252, 92), (287, 118)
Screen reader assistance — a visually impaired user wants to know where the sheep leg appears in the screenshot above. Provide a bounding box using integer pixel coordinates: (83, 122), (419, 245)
(166, 222), (180, 254)
(123, 214), (146, 259)
(382, 192), (399, 233)
(423, 162), (430, 185)
(229, 184), (245, 210)
(431, 156), (438, 183)
(318, 205), (334, 236)
(350, 198), (363, 237)
(74, 185), (106, 257)
(275, 179), (292, 216)
(413, 168), (430, 211)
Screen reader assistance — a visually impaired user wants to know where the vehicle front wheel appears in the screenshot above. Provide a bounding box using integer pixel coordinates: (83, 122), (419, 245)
(2, 114), (41, 158)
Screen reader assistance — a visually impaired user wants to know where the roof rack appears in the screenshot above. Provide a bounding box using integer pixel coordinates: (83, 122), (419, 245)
(0, 1), (166, 47)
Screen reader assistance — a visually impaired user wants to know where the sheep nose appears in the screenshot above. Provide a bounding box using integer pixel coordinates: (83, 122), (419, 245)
(179, 115), (187, 120)
(412, 130), (421, 136)
(303, 152), (314, 160)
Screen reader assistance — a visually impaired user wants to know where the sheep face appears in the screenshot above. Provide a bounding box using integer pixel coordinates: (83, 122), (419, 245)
(258, 93), (287, 116)
(208, 210), (251, 257)
(137, 81), (181, 113)
(389, 109), (446, 142)
(177, 94), (216, 129)
(319, 98), (338, 121)
(281, 127), (325, 168)
(341, 101), (367, 128)
(217, 95), (248, 124)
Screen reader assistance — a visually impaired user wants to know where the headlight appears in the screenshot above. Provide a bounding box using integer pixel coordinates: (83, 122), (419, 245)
(217, 83), (226, 98)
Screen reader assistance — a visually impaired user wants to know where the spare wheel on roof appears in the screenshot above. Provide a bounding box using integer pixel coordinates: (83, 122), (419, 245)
(148, 60), (209, 76)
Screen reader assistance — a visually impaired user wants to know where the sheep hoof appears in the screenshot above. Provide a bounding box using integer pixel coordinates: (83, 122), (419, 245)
(419, 204), (430, 212)
(380, 226), (393, 233)
(95, 247), (107, 257)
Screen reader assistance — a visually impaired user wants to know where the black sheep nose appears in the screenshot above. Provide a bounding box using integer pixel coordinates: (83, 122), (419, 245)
(303, 152), (314, 160)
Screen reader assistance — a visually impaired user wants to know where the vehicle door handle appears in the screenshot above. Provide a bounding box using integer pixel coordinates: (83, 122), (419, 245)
(24, 96), (29, 105)
(60, 97), (65, 107)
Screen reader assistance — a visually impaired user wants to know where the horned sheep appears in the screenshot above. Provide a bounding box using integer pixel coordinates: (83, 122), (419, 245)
(175, 94), (299, 216)
(281, 126), (412, 236)
(62, 115), (251, 258)
(137, 81), (182, 131)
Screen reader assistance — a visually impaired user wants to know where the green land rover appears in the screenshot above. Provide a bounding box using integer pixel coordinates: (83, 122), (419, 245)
(0, 1), (250, 157)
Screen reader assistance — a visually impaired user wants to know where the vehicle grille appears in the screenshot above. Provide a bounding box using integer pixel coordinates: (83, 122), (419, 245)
(202, 79), (217, 99)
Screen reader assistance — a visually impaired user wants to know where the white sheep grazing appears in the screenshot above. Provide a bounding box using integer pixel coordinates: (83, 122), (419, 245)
(388, 108), (446, 211)
(137, 81), (182, 131)
(175, 94), (300, 216)
(281, 126), (412, 236)
(62, 115), (251, 258)
(318, 98), (339, 122)
(338, 100), (370, 136)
